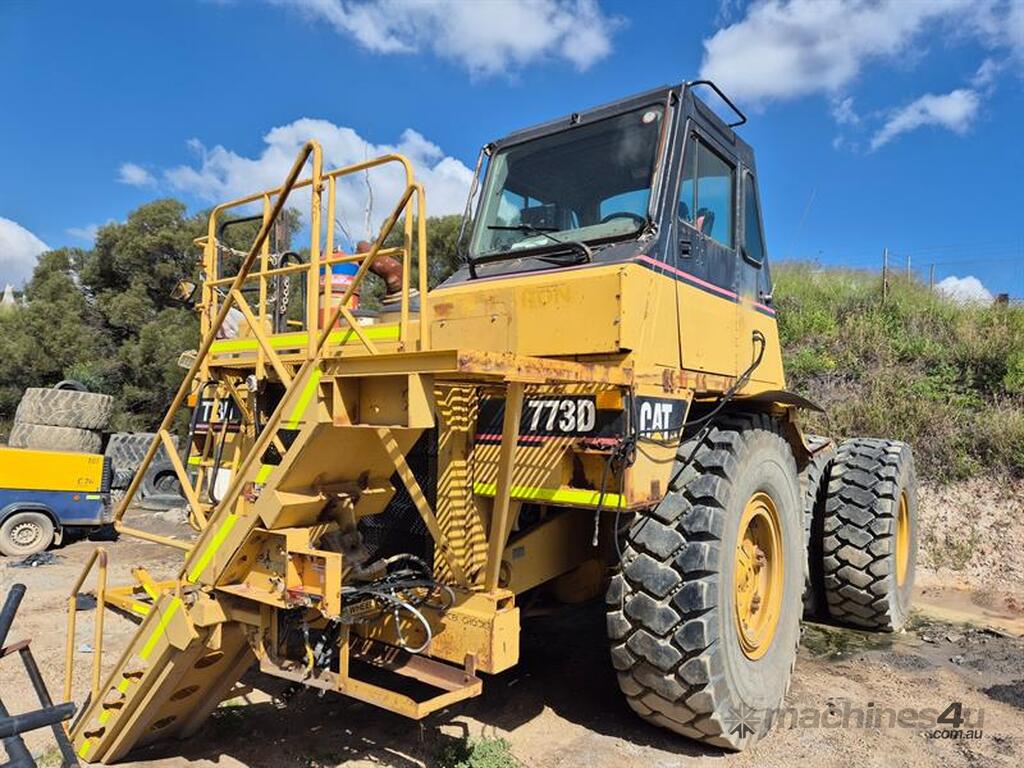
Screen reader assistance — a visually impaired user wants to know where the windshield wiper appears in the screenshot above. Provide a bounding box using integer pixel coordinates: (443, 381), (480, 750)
(487, 223), (565, 246)
(485, 223), (593, 260)
(470, 229), (593, 279)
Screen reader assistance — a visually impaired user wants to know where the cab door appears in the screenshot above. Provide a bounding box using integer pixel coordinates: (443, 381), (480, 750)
(737, 168), (786, 388)
(674, 130), (740, 378)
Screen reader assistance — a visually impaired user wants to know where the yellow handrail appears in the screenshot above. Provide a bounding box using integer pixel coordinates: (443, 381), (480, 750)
(114, 144), (429, 552)
(114, 140), (324, 545)
(202, 153), (427, 359)
(64, 547), (107, 708)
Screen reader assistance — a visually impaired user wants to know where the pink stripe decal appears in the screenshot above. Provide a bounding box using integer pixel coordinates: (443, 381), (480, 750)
(637, 254), (776, 315)
(635, 255), (737, 299)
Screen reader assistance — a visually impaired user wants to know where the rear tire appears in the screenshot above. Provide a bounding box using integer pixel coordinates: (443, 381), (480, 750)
(800, 436), (835, 618)
(0, 512), (55, 557)
(607, 413), (802, 750)
(821, 438), (917, 631)
(8, 423), (103, 453)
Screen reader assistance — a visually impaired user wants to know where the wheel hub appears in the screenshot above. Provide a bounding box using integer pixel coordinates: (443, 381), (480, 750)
(10, 520), (41, 548)
(734, 492), (784, 660)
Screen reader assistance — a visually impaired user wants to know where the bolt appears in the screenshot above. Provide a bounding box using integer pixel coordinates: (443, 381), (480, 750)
(753, 547), (767, 573)
(750, 593), (762, 613)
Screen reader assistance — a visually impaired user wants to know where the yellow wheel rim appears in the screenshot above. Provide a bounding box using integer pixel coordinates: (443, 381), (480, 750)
(734, 492), (784, 660)
(895, 490), (910, 587)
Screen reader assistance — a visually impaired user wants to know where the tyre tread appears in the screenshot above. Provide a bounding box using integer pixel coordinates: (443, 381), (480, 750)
(608, 412), (799, 749)
(821, 437), (914, 631)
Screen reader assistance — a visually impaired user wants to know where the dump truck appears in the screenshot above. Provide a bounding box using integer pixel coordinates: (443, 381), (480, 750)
(62, 80), (917, 760)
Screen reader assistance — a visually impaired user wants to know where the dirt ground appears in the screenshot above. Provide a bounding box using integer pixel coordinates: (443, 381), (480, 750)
(1, 482), (1022, 768)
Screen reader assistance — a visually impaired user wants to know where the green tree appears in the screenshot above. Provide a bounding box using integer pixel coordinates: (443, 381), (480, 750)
(0, 249), (110, 420)
(0, 202), (460, 438)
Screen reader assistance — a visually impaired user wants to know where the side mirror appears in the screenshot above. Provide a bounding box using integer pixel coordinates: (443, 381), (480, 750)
(172, 280), (198, 304)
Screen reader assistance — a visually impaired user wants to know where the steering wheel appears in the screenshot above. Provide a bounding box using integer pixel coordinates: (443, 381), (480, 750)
(600, 211), (646, 226)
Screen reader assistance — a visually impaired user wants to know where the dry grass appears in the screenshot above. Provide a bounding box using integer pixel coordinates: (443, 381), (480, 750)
(775, 262), (1024, 482)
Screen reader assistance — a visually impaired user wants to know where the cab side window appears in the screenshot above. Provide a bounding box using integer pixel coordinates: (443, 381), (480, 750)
(678, 136), (735, 248)
(743, 172), (766, 263)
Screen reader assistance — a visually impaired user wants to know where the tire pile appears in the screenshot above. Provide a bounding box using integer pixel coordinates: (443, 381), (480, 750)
(9, 382), (112, 453)
(105, 432), (184, 510)
(7, 382), (185, 511)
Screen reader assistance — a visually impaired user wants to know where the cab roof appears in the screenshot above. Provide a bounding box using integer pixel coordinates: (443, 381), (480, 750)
(488, 81), (756, 171)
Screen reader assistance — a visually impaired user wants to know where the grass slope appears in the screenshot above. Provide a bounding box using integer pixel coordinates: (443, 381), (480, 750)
(775, 262), (1024, 482)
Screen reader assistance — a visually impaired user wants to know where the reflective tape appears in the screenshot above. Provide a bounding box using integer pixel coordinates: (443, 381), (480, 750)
(210, 324), (399, 354)
(81, 597), (183, 755)
(187, 515), (239, 583)
(473, 482), (624, 507)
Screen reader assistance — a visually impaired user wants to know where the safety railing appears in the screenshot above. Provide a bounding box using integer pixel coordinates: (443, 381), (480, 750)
(199, 152), (429, 368)
(112, 142), (428, 547)
(64, 547), (107, 707)
(111, 141), (322, 543)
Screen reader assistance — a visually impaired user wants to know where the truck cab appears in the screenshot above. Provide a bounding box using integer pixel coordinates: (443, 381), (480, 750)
(433, 81), (784, 392)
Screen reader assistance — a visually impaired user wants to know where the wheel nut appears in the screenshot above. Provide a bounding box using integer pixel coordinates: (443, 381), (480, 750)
(750, 594), (762, 612)
(753, 548), (767, 572)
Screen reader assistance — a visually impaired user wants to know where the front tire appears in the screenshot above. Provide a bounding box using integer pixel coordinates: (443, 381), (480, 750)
(607, 413), (803, 750)
(0, 511), (55, 557)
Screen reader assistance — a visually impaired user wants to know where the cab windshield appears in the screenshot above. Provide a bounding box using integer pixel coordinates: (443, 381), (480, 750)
(470, 105), (665, 259)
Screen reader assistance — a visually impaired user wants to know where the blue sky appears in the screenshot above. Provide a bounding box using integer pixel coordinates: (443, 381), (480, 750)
(1, 0), (1022, 298)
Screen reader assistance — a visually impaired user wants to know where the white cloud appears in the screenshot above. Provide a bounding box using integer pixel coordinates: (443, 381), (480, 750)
(163, 119), (473, 241)
(0, 218), (49, 286)
(699, 0), (971, 103)
(1011, 1), (1024, 55)
(971, 57), (1003, 91)
(270, 0), (617, 76)
(118, 162), (156, 187)
(964, 0), (1024, 57)
(67, 220), (116, 244)
(830, 95), (859, 125)
(936, 275), (993, 304)
(870, 88), (980, 150)
(67, 224), (100, 243)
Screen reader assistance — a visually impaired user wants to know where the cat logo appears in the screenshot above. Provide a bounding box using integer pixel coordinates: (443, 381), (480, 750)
(637, 396), (685, 439)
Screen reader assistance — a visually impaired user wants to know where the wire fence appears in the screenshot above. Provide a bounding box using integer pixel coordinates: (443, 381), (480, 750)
(778, 237), (1024, 302)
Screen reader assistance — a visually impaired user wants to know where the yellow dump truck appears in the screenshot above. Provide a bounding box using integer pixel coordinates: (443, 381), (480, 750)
(64, 80), (917, 760)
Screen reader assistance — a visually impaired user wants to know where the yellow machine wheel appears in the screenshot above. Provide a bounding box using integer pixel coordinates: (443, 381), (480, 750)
(608, 413), (803, 751)
(734, 492), (784, 660)
(821, 438), (917, 631)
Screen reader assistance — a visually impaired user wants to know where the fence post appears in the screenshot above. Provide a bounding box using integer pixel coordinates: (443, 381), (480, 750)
(882, 247), (889, 301)
(929, 264), (935, 292)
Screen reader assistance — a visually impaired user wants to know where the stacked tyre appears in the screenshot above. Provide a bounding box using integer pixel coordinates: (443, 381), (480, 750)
(105, 432), (184, 510)
(8, 381), (112, 453)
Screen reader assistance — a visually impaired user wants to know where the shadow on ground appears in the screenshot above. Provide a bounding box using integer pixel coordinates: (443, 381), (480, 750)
(131, 602), (718, 767)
